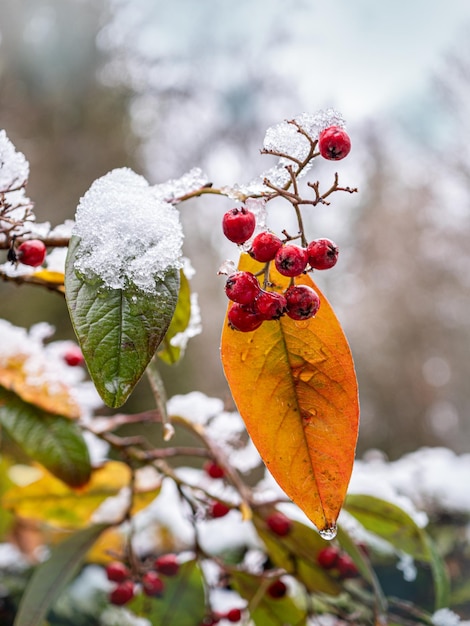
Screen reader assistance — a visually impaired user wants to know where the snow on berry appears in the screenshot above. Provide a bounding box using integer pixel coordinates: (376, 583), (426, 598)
(72, 168), (183, 294)
(274, 245), (308, 277)
(224, 271), (260, 305)
(318, 125), (351, 161)
(16, 239), (47, 267)
(249, 231), (282, 263)
(254, 290), (287, 320)
(222, 207), (256, 244)
(285, 285), (320, 321)
(227, 303), (263, 333)
(307, 238), (339, 270)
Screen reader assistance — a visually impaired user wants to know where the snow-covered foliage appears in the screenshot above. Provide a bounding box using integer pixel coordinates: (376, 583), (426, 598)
(73, 168), (184, 293)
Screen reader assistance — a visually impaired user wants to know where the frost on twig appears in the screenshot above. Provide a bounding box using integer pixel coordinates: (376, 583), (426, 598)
(227, 109), (346, 198)
(72, 168), (184, 294)
(0, 130), (35, 244)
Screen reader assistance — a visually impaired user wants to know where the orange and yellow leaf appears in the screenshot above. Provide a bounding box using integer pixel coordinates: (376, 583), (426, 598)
(221, 255), (359, 533)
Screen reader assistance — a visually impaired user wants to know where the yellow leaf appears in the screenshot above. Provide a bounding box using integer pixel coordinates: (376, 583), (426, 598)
(0, 354), (80, 419)
(221, 255), (359, 534)
(34, 269), (65, 285)
(3, 462), (133, 528)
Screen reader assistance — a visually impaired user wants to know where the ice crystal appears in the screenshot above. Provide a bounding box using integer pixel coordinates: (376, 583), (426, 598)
(231, 109), (347, 198)
(73, 168), (184, 294)
(152, 167), (210, 202)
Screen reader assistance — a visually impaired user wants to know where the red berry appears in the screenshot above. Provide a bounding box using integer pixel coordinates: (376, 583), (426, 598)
(63, 345), (85, 367)
(225, 271), (260, 305)
(318, 126), (351, 161)
(142, 570), (165, 597)
(210, 500), (231, 518)
(267, 579), (287, 599)
(225, 608), (242, 622)
(336, 554), (359, 579)
(285, 285), (320, 321)
(266, 511), (293, 537)
(204, 460), (225, 479)
(16, 239), (47, 267)
(254, 290), (287, 320)
(317, 546), (340, 570)
(155, 553), (180, 577)
(228, 303), (263, 332)
(249, 231), (283, 262)
(274, 245), (308, 277)
(105, 561), (130, 583)
(222, 207), (256, 244)
(307, 238), (339, 270)
(109, 580), (134, 606)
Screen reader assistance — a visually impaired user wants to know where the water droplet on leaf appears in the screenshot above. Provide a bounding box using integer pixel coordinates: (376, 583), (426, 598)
(319, 524), (337, 541)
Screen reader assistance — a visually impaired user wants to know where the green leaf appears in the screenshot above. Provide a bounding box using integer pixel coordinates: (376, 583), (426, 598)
(65, 235), (180, 408)
(252, 511), (341, 595)
(344, 494), (450, 610)
(336, 525), (387, 615)
(13, 523), (108, 626)
(0, 386), (91, 488)
(424, 534), (451, 610)
(344, 494), (430, 561)
(131, 559), (205, 626)
(230, 570), (307, 626)
(157, 269), (192, 365)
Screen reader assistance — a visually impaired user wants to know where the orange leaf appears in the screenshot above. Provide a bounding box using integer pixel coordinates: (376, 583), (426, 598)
(0, 354), (80, 419)
(221, 255), (359, 534)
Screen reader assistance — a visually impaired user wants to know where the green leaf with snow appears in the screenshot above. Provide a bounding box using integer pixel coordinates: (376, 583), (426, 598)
(158, 269), (192, 365)
(344, 494), (430, 561)
(0, 386), (91, 487)
(65, 235), (180, 408)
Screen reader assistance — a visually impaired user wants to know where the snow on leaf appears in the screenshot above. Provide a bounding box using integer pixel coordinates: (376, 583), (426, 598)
(72, 168), (183, 295)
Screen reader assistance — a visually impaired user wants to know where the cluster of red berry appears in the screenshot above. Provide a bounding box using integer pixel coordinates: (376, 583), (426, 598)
(105, 553), (180, 606)
(222, 125), (350, 333)
(316, 544), (359, 579)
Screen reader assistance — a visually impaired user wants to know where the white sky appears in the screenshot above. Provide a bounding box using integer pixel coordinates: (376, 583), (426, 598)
(287, 1), (470, 120)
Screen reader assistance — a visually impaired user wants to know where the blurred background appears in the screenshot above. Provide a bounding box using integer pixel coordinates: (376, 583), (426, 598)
(1, 0), (470, 458)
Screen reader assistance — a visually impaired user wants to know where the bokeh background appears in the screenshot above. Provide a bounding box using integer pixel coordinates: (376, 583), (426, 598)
(1, 0), (470, 458)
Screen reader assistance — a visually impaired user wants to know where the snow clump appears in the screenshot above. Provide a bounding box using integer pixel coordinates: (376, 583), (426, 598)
(72, 168), (184, 294)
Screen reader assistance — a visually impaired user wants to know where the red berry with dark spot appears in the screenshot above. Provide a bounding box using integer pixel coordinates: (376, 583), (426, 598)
(204, 460), (225, 479)
(16, 239), (47, 267)
(337, 554), (359, 578)
(222, 207), (256, 244)
(225, 271), (260, 305)
(274, 245), (308, 277)
(63, 345), (85, 367)
(317, 546), (340, 570)
(266, 511), (293, 536)
(267, 579), (287, 599)
(318, 126), (351, 161)
(210, 500), (231, 518)
(105, 561), (130, 583)
(249, 231), (283, 262)
(307, 238), (339, 270)
(254, 290), (287, 320)
(142, 570), (165, 597)
(225, 608), (242, 622)
(109, 580), (134, 606)
(155, 553), (180, 577)
(228, 303), (263, 332)
(285, 285), (320, 321)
